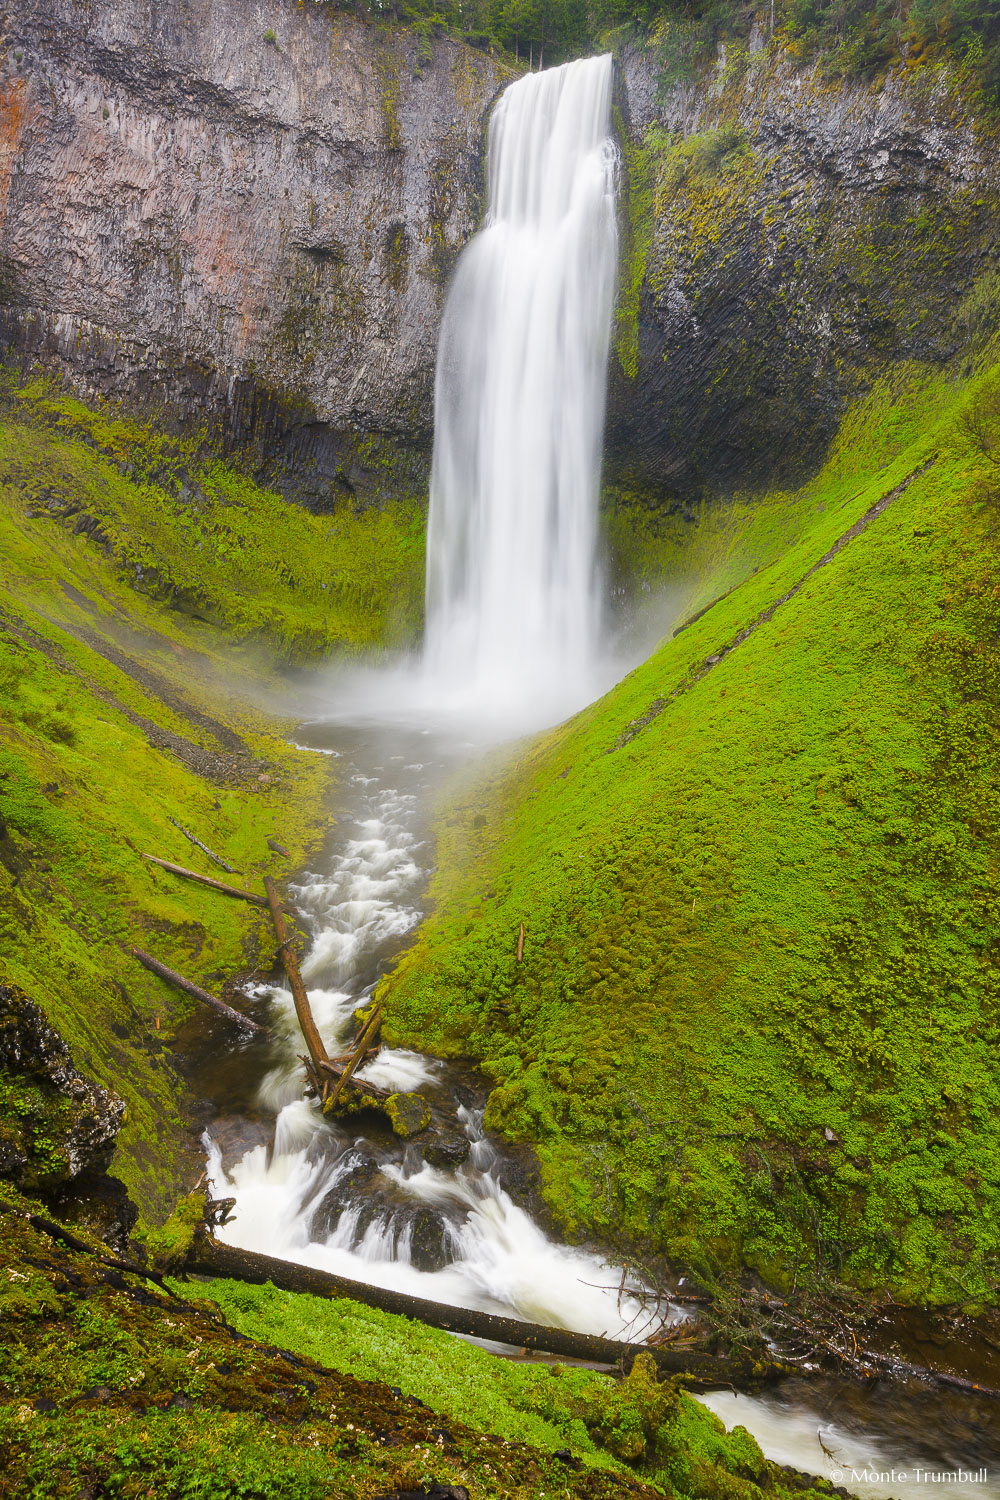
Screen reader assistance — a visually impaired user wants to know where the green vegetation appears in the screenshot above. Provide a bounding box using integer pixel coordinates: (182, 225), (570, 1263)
(354, 0), (1000, 106)
(0, 1199), (845, 1499)
(382, 356), (1000, 1308)
(9, 378), (425, 660)
(181, 1274), (832, 1497)
(0, 376), (424, 1222)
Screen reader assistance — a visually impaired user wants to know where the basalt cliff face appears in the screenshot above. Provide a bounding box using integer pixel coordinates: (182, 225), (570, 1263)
(1, 2), (999, 510)
(610, 37), (1000, 499)
(0, 0), (510, 505)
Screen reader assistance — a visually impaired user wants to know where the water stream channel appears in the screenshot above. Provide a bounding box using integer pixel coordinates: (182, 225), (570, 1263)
(182, 714), (1000, 1500)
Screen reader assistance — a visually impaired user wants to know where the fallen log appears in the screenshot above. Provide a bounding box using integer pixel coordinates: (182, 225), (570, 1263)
(168, 817), (238, 874)
(131, 948), (267, 1034)
(141, 854), (274, 907)
(187, 1236), (775, 1385)
(264, 876), (330, 1075)
(322, 1006), (382, 1113)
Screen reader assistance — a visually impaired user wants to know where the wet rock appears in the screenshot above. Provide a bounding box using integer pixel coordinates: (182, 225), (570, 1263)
(608, 43), (1000, 499)
(310, 1154), (383, 1241)
(404, 1206), (448, 1274)
(0, 983), (127, 1186)
(311, 1152), (453, 1273)
(385, 1092), (431, 1140)
(49, 1167), (139, 1258)
(205, 1115), (274, 1175)
(421, 1136), (470, 1170)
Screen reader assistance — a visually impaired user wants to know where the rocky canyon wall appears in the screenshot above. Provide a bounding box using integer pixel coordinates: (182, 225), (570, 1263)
(2, 1), (1000, 510)
(611, 36), (1000, 499)
(0, 0), (511, 506)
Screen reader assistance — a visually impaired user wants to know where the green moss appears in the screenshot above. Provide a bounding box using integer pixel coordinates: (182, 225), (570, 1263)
(614, 120), (668, 380)
(383, 1091), (432, 1137)
(6, 378), (425, 659)
(0, 377), (427, 1223)
(180, 1276), (835, 1499)
(381, 358), (1000, 1306)
(1, 1200), (847, 1499)
(137, 1193), (206, 1274)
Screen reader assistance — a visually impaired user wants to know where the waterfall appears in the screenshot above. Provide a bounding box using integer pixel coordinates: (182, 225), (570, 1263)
(423, 55), (619, 721)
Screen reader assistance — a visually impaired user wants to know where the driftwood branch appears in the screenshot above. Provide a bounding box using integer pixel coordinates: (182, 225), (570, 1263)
(141, 854), (278, 908)
(131, 948), (267, 1034)
(758, 1298), (1000, 1403)
(264, 876), (329, 1074)
(322, 1007), (382, 1114)
(168, 817), (237, 874)
(188, 1236), (770, 1384)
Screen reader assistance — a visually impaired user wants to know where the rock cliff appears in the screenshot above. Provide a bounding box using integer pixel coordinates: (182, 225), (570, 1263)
(2, 2), (999, 509)
(610, 34), (1000, 497)
(0, 0), (511, 505)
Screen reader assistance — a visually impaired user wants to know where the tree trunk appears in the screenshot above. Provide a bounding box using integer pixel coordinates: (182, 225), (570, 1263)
(187, 1235), (769, 1384)
(141, 854), (290, 909)
(322, 1006), (382, 1113)
(263, 876), (330, 1074)
(131, 948), (266, 1033)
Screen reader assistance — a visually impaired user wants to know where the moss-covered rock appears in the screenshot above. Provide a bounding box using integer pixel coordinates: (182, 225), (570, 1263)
(385, 1091), (432, 1139)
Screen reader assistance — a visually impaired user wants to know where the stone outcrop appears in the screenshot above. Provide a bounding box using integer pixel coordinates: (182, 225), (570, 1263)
(0, 0), (511, 505)
(0, 982), (136, 1250)
(609, 35), (1000, 497)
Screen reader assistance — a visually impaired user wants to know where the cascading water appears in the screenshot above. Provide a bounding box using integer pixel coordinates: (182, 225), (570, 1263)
(203, 728), (655, 1338)
(423, 54), (618, 721)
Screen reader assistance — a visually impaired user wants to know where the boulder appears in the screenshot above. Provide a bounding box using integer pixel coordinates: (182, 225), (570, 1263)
(385, 1093), (431, 1140)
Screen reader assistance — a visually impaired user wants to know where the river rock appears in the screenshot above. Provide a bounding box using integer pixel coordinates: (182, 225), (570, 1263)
(421, 1136), (470, 1170)
(402, 1205), (449, 1273)
(310, 1153), (383, 1241)
(385, 1092), (432, 1139)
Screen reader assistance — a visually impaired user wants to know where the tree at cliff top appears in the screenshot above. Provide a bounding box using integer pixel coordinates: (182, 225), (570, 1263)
(371, 0), (1000, 102)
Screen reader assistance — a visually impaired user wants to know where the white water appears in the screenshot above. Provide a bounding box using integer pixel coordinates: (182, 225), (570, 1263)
(697, 1392), (999, 1500)
(205, 739), (657, 1340)
(423, 54), (619, 725)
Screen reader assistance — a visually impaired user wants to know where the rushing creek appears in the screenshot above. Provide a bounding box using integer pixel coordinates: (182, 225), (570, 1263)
(186, 718), (1000, 1500)
(187, 46), (999, 1500)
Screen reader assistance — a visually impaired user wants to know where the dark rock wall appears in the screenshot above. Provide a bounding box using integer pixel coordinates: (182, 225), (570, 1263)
(610, 35), (1000, 499)
(0, 0), (512, 503)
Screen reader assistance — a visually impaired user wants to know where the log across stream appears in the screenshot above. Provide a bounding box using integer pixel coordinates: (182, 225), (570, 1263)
(175, 716), (1000, 1500)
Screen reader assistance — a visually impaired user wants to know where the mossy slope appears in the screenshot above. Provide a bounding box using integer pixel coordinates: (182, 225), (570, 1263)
(0, 380), (423, 1222)
(0, 1195), (661, 1500)
(382, 359), (1000, 1307)
(178, 1273), (838, 1500)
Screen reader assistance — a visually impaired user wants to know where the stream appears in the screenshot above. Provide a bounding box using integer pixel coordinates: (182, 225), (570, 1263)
(184, 713), (1000, 1500)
